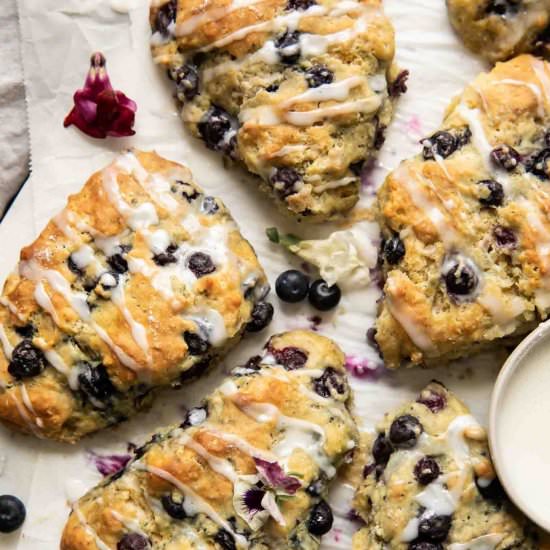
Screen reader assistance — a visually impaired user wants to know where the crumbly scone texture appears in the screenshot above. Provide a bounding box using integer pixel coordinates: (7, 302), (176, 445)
(375, 54), (550, 368)
(0, 150), (268, 442)
(447, 0), (550, 62)
(61, 330), (359, 550)
(352, 382), (541, 549)
(150, 0), (404, 222)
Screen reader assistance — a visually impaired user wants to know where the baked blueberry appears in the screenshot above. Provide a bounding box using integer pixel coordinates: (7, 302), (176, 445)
(214, 529), (236, 550)
(197, 106), (237, 156)
(246, 301), (274, 332)
(275, 31), (301, 64)
(78, 363), (115, 402)
(305, 64), (334, 88)
(478, 179), (504, 207)
(414, 457), (440, 485)
(307, 500), (333, 536)
(153, 244), (178, 266)
(0, 495), (26, 533)
(374, 120), (387, 150)
(187, 252), (216, 277)
(201, 196), (220, 214)
(417, 387), (447, 413)
(493, 225), (517, 248)
(153, 0), (176, 36)
(308, 279), (341, 311)
(117, 533), (150, 550)
(444, 257), (479, 297)
(107, 253), (129, 274)
(527, 148), (550, 179)
(275, 269), (309, 303)
(388, 70), (409, 97)
(409, 541), (443, 550)
(14, 324), (35, 338)
(270, 346), (308, 370)
(372, 433), (393, 466)
(389, 415), (423, 449)
(181, 405), (208, 428)
(180, 358), (211, 381)
(174, 64), (199, 101)
(270, 167), (302, 198)
(486, 0), (521, 16)
(476, 475), (506, 501)
(422, 131), (457, 160)
(161, 493), (186, 519)
(287, 0), (317, 9)
(174, 180), (200, 201)
(491, 145), (521, 171)
(366, 327), (381, 353)
(183, 331), (210, 355)
(67, 255), (84, 277)
(313, 367), (346, 398)
(383, 235), (405, 264)
(8, 340), (46, 379)
(418, 514), (452, 542)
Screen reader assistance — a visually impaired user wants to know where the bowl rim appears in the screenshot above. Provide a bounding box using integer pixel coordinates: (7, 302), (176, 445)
(489, 318), (550, 532)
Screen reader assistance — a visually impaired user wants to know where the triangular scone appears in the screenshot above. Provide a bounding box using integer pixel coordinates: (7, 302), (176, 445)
(375, 55), (550, 368)
(61, 331), (359, 549)
(150, 0), (404, 222)
(0, 150), (268, 442)
(353, 382), (541, 549)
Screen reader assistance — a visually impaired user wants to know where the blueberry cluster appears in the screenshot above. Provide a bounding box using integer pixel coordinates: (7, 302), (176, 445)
(275, 269), (341, 311)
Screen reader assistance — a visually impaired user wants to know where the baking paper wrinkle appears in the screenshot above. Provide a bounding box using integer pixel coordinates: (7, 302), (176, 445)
(3, 1), (498, 548)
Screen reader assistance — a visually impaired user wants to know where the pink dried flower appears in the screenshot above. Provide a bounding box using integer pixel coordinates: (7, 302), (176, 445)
(253, 457), (301, 494)
(64, 52), (136, 139)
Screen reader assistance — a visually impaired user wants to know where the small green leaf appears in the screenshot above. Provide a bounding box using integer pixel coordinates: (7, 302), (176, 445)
(266, 227), (280, 243)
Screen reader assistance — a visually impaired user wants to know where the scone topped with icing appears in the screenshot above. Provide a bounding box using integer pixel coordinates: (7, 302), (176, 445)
(353, 382), (541, 549)
(447, 0), (550, 62)
(0, 150), (268, 442)
(150, 0), (404, 221)
(61, 331), (359, 549)
(375, 55), (550, 368)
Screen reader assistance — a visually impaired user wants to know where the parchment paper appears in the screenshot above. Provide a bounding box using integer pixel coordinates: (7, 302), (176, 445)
(0, 1), (498, 548)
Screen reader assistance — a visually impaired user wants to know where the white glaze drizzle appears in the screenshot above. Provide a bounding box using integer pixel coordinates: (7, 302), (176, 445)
(43, 349), (78, 389)
(19, 384), (43, 428)
(280, 76), (368, 107)
(74, 505), (111, 550)
(0, 296), (25, 321)
(9, 390), (43, 438)
(110, 510), (150, 540)
(33, 282), (61, 326)
(0, 323), (14, 360)
(448, 534), (504, 550)
(492, 78), (545, 118)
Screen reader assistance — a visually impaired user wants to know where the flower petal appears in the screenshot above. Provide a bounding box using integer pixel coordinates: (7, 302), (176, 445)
(253, 457), (301, 494)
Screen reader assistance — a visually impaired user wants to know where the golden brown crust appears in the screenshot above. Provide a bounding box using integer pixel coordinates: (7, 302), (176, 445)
(61, 330), (359, 549)
(0, 150), (268, 442)
(376, 55), (550, 368)
(150, 0), (403, 222)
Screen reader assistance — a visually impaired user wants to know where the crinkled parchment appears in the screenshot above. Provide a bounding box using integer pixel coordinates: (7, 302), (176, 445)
(0, 1), (501, 548)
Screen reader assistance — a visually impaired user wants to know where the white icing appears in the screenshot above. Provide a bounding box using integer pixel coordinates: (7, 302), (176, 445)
(145, 229), (171, 255)
(19, 384), (43, 428)
(9, 391), (43, 438)
(74, 505), (111, 550)
(493, 78), (545, 118)
(313, 176), (358, 193)
(34, 282), (61, 326)
(53, 211), (82, 242)
(110, 510), (149, 540)
(43, 349), (74, 386)
(532, 57), (550, 106)
(70, 245), (102, 273)
(0, 323), (14, 360)
(94, 233), (125, 257)
(185, 307), (228, 347)
(280, 76), (368, 107)
(0, 296), (25, 321)
(448, 534), (504, 550)
(400, 517), (420, 542)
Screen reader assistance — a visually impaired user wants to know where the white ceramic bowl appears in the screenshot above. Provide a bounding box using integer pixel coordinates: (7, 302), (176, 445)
(489, 319), (550, 532)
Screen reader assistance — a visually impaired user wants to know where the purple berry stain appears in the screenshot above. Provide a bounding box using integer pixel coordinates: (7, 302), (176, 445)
(344, 355), (386, 380)
(87, 450), (131, 477)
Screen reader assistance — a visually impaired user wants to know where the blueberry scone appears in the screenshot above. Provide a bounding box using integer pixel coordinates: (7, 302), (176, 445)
(61, 330), (359, 549)
(353, 381), (541, 549)
(150, 0), (405, 222)
(0, 150), (269, 442)
(447, 0), (550, 62)
(375, 54), (550, 368)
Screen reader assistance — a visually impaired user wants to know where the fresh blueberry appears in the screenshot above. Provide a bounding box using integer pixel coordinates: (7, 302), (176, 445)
(493, 225), (517, 248)
(478, 179), (504, 207)
(275, 269), (310, 303)
(153, 244), (178, 266)
(305, 64), (333, 88)
(197, 106), (237, 156)
(414, 457), (440, 485)
(246, 301), (274, 332)
(181, 405), (208, 428)
(383, 235), (405, 265)
(214, 529), (236, 550)
(527, 148), (550, 179)
(287, 0), (317, 9)
(8, 340), (46, 379)
(183, 331), (210, 355)
(422, 131), (457, 160)
(476, 476), (507, 501)
(78, 363), (115, 402)
(201, 196), (220, 214)
(313, 367), (346, 398)
(308, 279), (341, 311)
(187, 252), (216, 278)
(174, 64), (199, 101)
(307, 500), (334, 536)
(0, 495), (26, 533)
(117, 533), (150, 550)
(491, 145), (521, 171)
(153, 0), (177, 36)
(409, 542), (443, 550)
(388, 70), (409, 97)
(389, 415), (423, 449)
(275, 31), (301, 64)
(68, 255), (84, 277)
(270, 167), (302, 198)
(270, 346), (308, 370)
(486, 0), (521, 15)
(107, 253), (129, 274)
(161, 493), (186, 519)
(417, 387), (447, 413)
(444, 257), (479, 297)
(372, 433), (394, 466)
(418, 514), (452, 542)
